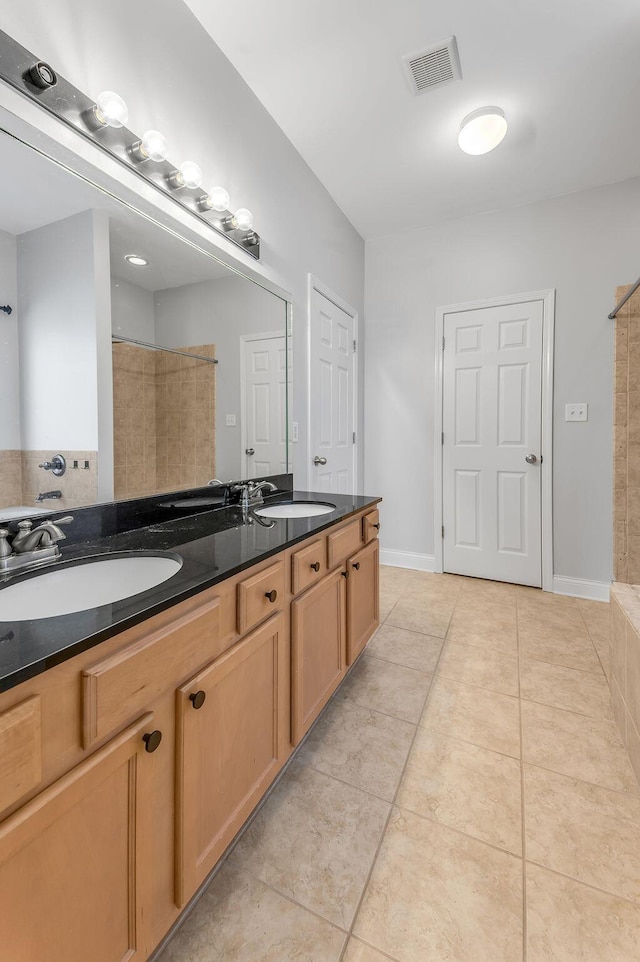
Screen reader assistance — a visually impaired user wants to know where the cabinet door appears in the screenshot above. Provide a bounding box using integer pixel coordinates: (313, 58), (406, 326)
(291, 567), (346, 745)
(175, 613), (288, 906)
(347, 539), (380, 665)
(0, 713), (154, 962)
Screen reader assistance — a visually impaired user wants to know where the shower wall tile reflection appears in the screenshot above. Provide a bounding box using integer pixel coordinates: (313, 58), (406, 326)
(113, 343), (216, 500)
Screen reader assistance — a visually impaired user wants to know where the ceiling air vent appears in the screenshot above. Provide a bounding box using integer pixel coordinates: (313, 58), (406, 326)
(402, 36), (461, 95)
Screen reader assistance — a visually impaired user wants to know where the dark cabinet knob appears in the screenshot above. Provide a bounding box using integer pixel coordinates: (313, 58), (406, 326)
(352, 561), (361, 570)
(189, 690), (206, 710)
(310, 562), (320, 572)
(265, 589), (278, 603)
(341, 570), (348, 578)
(143, 730), (162, 753)
(373, 523), (380, 530)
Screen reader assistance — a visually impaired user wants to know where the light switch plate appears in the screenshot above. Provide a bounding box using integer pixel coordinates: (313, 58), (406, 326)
(565, 403), (588, 422)
(225, 414), (236, 426)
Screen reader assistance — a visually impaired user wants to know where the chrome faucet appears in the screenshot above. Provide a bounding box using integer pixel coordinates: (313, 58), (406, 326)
(35, 489), (62, 502)
(230, 480), (277, 512)
(0, 516), (74, 576)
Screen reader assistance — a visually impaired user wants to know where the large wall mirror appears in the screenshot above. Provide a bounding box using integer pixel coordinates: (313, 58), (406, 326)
(0, 122), (291, 521)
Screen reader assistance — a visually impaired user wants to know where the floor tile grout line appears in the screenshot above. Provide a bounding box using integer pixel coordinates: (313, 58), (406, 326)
(296, 756), (412, 807)
(522, 759), (640, 800)
(516, 692), (614, 724)
(524, 857), (640, 907)
(345, 935), (403, 962)
(516, 588), (528, 962)
(519, 651), (607, 677)
(392, 799), (524, 860)
(336, 622), (456, 962)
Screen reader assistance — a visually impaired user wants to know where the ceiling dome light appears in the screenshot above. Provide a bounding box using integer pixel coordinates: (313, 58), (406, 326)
(458, 106), (507, 155)
(129, 129), (168, 163)
(124, 254), (148, 267)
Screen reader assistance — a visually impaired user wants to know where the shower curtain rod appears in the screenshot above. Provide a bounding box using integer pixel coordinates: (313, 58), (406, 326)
(609, 274), (640, 319)
(111, 334), (218, 364)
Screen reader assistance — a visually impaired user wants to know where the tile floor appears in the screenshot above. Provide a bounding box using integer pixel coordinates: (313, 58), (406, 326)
(158, 567), (640, 962)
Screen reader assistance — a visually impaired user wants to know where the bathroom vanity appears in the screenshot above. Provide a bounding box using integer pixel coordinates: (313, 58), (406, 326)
(0, 488), (380, 961)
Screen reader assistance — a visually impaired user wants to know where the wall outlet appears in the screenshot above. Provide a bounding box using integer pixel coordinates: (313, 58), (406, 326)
(565, 403), (588, 422)
(225, 414), (236, 427)
(292, 421), (299, 442)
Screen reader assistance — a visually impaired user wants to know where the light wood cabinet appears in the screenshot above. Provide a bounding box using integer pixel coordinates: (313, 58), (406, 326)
(0, 502), (380, 961)
(347, 539), (380, 665)
(291, 567), (346, 744)
(175, 613), (288, 905)
(0, 713), (155, 962)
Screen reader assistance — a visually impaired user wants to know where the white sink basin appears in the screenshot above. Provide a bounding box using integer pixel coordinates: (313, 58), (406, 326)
(254, 501), (336, 519)
(0, 554), (182, 621)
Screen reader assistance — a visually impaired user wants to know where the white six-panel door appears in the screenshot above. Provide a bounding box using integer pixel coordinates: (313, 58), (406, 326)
(242, 333), (289, 478)
(310, 288), (355, 494)
(442, 300), (544, 586)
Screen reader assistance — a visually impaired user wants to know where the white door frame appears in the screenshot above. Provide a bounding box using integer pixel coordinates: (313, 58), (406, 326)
(239, 330), (286, 477)
(307, 274), (359, 493)
(433, 289), (555, 591)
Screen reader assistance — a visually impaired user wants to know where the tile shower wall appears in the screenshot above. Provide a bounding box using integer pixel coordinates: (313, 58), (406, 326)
(113, 342), (216, 500)
(610, 584), (640, 783)
(21, 450), (98, 510)
(614, 284), (640, 583)
(0, 450), (23, 508)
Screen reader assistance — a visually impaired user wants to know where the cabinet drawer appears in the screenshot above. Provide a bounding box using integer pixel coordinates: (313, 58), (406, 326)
(327, 519), (362, 569)
(0, 696), (42, 814)
(82, 595), (221, 747)
(363, 508), (380, 543)
(237, 560), (285, 634)
(291, 539), (326, 595)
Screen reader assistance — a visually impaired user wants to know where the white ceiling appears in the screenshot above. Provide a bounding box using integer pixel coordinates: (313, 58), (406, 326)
(184, 0), (640, 238)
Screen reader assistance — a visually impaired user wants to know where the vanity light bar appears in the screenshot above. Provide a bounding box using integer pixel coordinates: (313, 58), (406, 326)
(0, 29), (261, 260)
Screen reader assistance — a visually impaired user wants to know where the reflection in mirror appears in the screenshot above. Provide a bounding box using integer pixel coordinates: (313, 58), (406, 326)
(0, 124), (290, 520)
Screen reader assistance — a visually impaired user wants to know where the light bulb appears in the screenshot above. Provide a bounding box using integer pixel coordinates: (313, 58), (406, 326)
(196, 186), (230, 213)
(89, 90), (129, 129)
(130, 129), (168, 163)
(458, 107), (507, 155)
(178, 161), (203, 189)
(231, 208), (253, 231)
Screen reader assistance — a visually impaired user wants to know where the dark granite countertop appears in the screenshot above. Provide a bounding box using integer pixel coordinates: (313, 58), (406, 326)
(0, 490), (381, 693)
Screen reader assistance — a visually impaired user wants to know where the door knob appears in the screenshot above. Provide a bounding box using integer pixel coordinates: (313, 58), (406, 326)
(245, 448), (255, 456)
(525, 454), (538, 464)
(313, 456), (327, 466)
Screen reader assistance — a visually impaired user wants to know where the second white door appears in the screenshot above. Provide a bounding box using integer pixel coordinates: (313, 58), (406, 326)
(242, 333), (289, 478)
(309, 288), (355, 494)
(442, 299), (544, 587)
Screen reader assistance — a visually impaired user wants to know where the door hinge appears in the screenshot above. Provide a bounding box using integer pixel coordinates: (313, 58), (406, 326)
(352, 431), (356, 444)
(353, 339), (357, 353)
(441, 524), (445, 538)
(441, 431), (444, 445)
(442, 336), (445, 351)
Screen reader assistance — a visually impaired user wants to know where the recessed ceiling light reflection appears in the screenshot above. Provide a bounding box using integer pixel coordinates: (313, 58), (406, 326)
(124, 254), (148, 267)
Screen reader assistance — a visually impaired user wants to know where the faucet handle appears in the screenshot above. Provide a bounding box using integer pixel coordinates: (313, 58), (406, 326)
(53, 515), (74, 525)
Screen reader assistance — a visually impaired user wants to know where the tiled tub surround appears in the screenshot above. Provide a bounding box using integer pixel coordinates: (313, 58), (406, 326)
(611, 583), (640, 783)
(0, 448), (98, 514)
(157, 569), (640, 962)
(613, 284), (640, 583)
(113, 341), (216, 500)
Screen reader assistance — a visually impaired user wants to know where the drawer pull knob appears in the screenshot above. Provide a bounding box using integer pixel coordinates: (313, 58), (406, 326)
(373, 523), (380, 530)
(352, 561), (361, 570)
(189, 690), (206, 710)
(341, 570), (348, 578)
(265, 589), (278, 603)
(310, 561), (320, 572)
(142, 730), (162, 753)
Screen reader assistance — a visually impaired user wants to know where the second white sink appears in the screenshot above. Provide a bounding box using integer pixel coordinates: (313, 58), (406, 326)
(0, 553), (183, 622)
(254, 501), (336, 519)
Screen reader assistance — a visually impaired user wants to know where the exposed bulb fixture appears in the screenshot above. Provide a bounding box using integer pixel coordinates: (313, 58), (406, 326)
(167, 160), (203, 190)
(458, 106), (507, 155)
(86, 90), (129, 130)
(124, 254), (148, 267)
(223, 207), (253, 232)
(196, 185), (230, 213)
(129, 129), (168, 163)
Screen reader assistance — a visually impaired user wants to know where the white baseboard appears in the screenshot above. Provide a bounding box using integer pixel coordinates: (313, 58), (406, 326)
(379, 549), (436, 572)
(552, 575), (611, 602)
